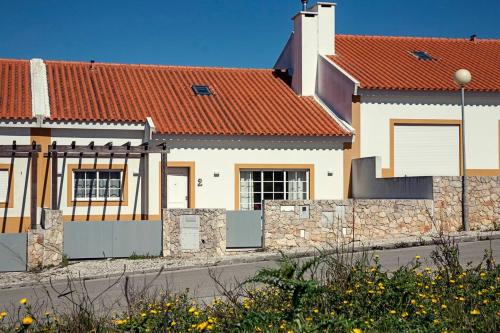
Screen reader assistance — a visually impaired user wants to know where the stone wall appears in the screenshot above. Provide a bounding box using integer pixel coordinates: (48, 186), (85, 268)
(464, 176), (500, 231)
(264, 200), (352, 249)
(433, 176), (500, 232)
(264, 200), (435, 250)
(353, 199), (435, 243)
(27, 209), (63, 270)
(163, 209), (226, 258)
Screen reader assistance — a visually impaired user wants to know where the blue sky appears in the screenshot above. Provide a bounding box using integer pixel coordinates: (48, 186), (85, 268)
(0, 0), (498, 68)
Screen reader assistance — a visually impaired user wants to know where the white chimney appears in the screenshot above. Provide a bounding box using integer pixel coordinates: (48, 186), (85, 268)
(313, 2), (336, 55)
(289, 2), (336, 96)
(291, 11), (318, 96)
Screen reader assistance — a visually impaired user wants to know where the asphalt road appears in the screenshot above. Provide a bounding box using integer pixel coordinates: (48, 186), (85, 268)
(0, 239), (498, 315)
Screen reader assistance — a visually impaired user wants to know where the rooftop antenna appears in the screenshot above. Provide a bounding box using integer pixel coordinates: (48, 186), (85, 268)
(90, 60), (95, 70)
(301, 0), (308, 11)
(469, 34), (477, 42)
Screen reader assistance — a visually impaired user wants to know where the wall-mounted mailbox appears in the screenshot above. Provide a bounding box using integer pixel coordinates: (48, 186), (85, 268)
(299, 205), (310, 219)
(180, 215), (200, 250)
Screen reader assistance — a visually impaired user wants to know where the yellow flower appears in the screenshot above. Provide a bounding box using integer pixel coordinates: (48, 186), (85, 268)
(313, 308), (319, 313)
(449, 279), (456, 284)
(197, 321), (209, 331)
(0, 311), (7, 318)
(410, 299), (417, 305)
(22, 316), (33, 326)
(458, 297), (465, 302)
(415, 255), (421, 260)
(483, 299), (489, 304)
(470, 309), (481, 315)
(352, 329), (362, 333)
(401, 311), (409, 318)
(441, 304), (447, 309)
(171, 321), (176, 326)
(305, 316), (312, 321)
(480, 272), (486, 278)
(19, 298), (27, 305)
(194, 311), (200, 316)
(389, 310), (396, 314)
(287, 331), (294, 333)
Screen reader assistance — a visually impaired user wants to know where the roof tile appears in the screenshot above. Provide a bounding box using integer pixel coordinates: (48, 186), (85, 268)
(329, 35), (500, 92)
(46, 61), (350, 136)
(0, 59), (32, 120)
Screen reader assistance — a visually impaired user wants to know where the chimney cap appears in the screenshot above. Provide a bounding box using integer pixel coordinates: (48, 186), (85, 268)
(470, 34), (477, 41)
(301, 0), (308, 11)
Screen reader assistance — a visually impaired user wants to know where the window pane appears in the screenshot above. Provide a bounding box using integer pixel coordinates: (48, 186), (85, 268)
(274, 181), (284, 192)
(240, 171), (253, 182)
(109, 189), (120, 197)
(75, 188), (85, 198)
(264, 193), (273, 200)
(253, 193), (261, 203)
(252, 171), (261, 181)
(253, 203), (262, 210)
(274, 192), (284, 200)
(263, 182), (273, 192)
(274, 172), (284, 181)
(109, 171), (121, 180)
(253, 182), (261, 192)
(263, 171), (273, 181)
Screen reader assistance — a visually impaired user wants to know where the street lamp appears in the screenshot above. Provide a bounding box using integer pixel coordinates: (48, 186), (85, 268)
(454, 69), (472, 231)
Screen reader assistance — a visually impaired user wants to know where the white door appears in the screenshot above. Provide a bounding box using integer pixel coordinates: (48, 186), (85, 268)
(394, 124), (460, 177)
(167, 167), (189, 208)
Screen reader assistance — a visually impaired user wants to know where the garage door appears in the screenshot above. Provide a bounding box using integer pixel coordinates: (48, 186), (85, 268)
(394, 124), (460, 177)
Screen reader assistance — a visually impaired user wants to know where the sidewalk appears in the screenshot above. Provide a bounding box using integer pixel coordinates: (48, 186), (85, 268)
(1, 230), (498, 290)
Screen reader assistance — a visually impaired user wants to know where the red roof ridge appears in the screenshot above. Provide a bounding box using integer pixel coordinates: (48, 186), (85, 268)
(0, 58), (30, 63)
(336, 33), (500, 43)
(44, 59), (274, 72)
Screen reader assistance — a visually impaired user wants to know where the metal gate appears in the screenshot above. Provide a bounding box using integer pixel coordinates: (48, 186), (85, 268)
(226, 210), (262, 248)
(0, 233), (27, 272)
(64, 221), (162, 259)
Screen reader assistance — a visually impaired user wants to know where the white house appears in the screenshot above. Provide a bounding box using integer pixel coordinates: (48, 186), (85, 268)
(0, 58), (352, 232)
(275, 1), (500, 195)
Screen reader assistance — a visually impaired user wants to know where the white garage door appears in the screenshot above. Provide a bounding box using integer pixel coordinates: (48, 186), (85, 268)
(394, 124), (460, 177)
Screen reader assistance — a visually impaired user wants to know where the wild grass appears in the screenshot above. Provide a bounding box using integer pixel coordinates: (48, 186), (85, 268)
(0, 238), (498, 332)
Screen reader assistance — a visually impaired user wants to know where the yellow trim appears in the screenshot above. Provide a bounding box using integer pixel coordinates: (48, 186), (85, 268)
(66, 164), (129, 207)
(159, 161), (196, 209)
(0, 217), (30, 233)
(234, 164), (315, 210)
(0, 164), (14, 208)
(388, 119), (463, 177)
(30, 128), (51, 210)
(342, 97), (361, 198)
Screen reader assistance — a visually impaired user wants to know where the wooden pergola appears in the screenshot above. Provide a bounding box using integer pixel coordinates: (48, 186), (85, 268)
(1, 140), (169, 229)
(0, 141), (41, 228)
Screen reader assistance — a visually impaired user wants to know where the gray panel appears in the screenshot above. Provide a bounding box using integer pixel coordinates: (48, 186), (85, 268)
(226, 210), (262, 248)
(0, 233), (27, 272)
(351, 157), (434, 199)
(180, 215), (200, 250)
(112, 221), (162, 257)
(64, 221), (162, 259)
(64, 222), (113, 259)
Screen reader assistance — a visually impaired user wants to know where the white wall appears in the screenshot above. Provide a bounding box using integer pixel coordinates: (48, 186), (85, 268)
(317, 56), (357, 123)
(156, 135), (346, 210)
(360, 90), (500, 170)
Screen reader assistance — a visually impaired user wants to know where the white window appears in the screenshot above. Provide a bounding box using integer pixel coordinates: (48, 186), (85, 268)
(0, 169), (8, 203)
(73, 170), (122, 200)
(239, 170), (309, 210)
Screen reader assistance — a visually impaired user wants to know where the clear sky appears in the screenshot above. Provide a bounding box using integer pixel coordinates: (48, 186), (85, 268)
(0, 0), (498, 68)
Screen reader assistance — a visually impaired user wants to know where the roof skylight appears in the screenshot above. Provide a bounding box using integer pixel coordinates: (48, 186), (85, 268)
(192, 85), (212, 96)
(411, 51), (434, 61)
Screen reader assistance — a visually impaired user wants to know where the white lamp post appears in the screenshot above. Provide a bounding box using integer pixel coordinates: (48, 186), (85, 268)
(454, 69), (472, 231)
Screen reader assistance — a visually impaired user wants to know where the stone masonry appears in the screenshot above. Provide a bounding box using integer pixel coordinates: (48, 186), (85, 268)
(27, 209), (64, 270)
(264, 176), (499, 251)
(163, 209), (226, 258)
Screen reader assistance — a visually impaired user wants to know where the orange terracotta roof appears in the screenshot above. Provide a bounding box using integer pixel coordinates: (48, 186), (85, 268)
(329, 35), (500, 92)
(45, 61), (349, 136)
(0, 59), (32, 119)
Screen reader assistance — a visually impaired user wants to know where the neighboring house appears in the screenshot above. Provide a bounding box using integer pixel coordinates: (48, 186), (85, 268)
(275, 2), (500, 195)
(0, 58), (351, 232)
